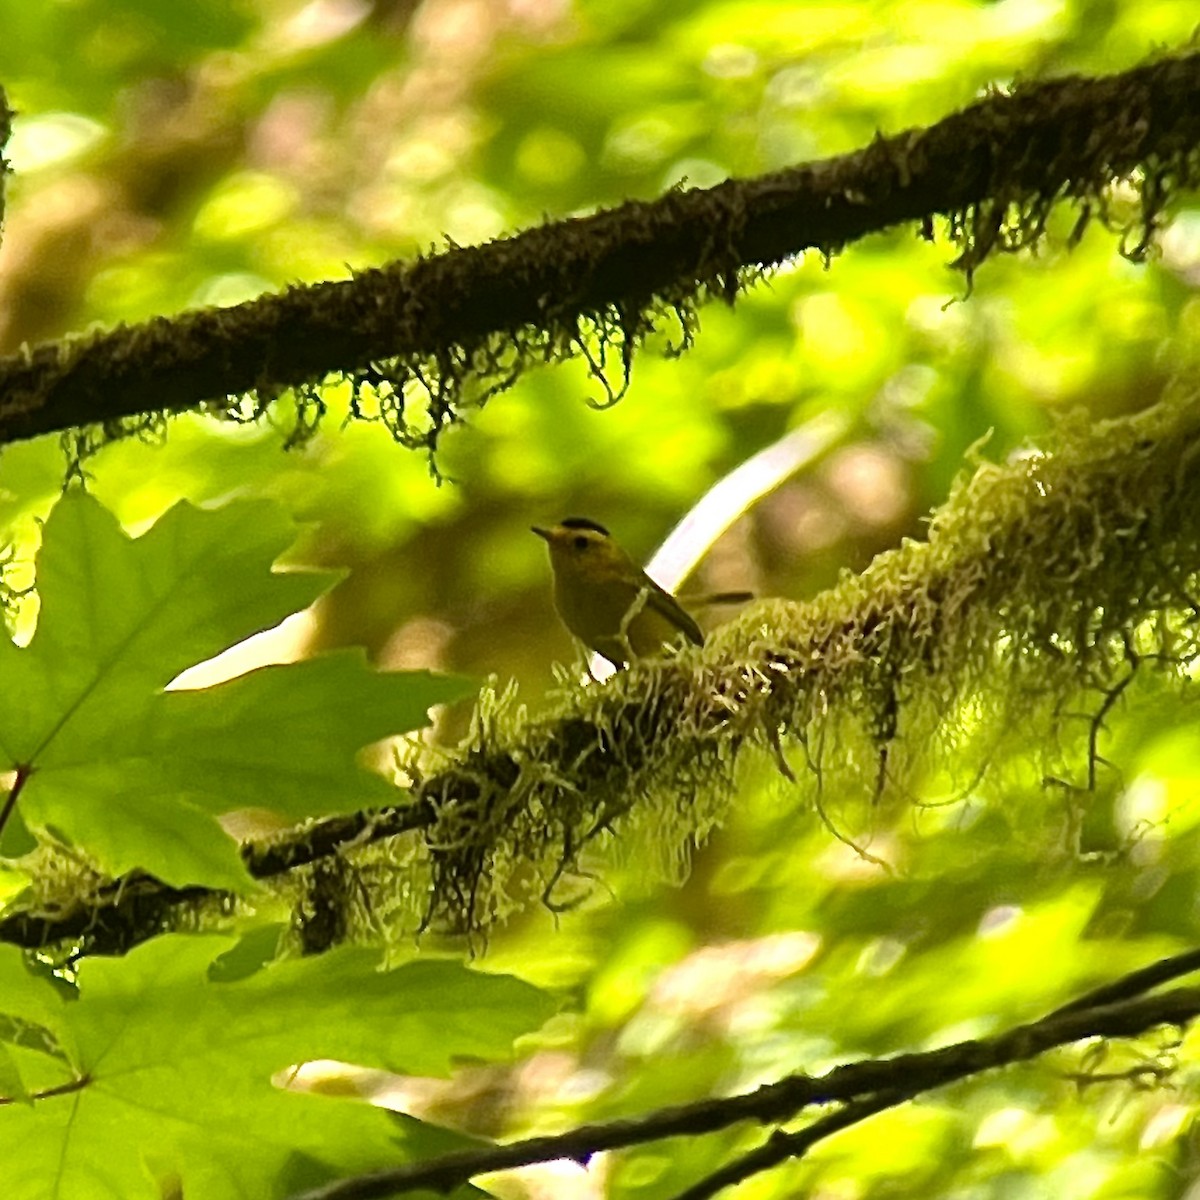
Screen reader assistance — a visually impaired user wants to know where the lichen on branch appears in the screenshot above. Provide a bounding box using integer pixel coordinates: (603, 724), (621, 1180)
(5, 391), (1200, 957)
(384, 388), (1200, 937)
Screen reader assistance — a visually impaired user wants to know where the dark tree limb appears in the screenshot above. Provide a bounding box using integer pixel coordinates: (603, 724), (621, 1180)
(0, 51), (1196, 448)
(673, 1089), (912, 1200)
(1048, 945), (1200, 1017)
(283, 975), (1200, 1200)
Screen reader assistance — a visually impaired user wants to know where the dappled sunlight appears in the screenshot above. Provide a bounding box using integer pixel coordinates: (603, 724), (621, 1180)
(1, 1), (1199, 1197)
(651, 931), (822, 1018)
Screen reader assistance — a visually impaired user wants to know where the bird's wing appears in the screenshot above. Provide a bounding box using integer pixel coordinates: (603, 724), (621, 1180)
(643, 579), (704, 646)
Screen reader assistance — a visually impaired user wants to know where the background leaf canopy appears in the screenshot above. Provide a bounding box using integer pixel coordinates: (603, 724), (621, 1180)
(0, 0), (1199, 1198)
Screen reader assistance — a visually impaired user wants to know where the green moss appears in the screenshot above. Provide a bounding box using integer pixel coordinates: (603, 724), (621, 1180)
(357, 391), (1200, 940)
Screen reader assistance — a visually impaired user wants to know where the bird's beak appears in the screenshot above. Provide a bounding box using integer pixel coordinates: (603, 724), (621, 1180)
(531, 525), (553, 541)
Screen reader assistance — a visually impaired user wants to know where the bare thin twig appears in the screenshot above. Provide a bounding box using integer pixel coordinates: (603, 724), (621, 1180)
(1048, 946), (1200, 1018)
(673, 1089), (910, 1200)
(283, 976), (1200, 1200)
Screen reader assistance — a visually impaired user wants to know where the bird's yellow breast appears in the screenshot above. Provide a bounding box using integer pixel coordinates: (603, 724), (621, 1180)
(554, 573), (695, 666)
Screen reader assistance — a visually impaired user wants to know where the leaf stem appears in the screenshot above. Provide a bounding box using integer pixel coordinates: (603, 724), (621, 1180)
(0, 1072), (89, 1107)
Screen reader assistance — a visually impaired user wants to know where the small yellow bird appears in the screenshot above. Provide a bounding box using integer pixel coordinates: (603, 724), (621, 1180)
(532, 518), (704, 669)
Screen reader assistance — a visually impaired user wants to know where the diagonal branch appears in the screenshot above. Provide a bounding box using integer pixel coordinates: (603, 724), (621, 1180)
(282, 975), (1200, 1200)
(4, 387), (1200, 956)
(673, 1089), (912, 1200)
(0, 52), (1196, 449)
(1048, 945), (1200, 1017)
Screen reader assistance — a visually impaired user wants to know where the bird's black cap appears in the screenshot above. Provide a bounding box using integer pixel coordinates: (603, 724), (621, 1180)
(558, 517), (610, 535)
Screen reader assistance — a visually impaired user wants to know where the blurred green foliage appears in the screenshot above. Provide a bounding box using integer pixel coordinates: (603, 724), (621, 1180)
(0, 0), (1199, 1196)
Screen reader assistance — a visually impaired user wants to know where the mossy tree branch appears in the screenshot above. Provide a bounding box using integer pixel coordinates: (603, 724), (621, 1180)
(0, 51), (1197, 451)
(4, 389), (1200, 957)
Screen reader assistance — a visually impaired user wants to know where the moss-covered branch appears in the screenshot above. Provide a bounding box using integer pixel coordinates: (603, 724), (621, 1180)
(402, 390), (1200, 936)
(5, 389), (1200, 957)
(0, 51), (1197, 451)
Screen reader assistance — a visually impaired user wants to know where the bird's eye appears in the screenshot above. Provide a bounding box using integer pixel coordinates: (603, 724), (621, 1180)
(573, 535), (589, 551)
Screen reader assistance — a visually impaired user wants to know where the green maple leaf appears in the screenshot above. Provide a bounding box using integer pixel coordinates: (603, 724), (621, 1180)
(0, 493), (473, 888)
(0, 935), (556, 1199)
